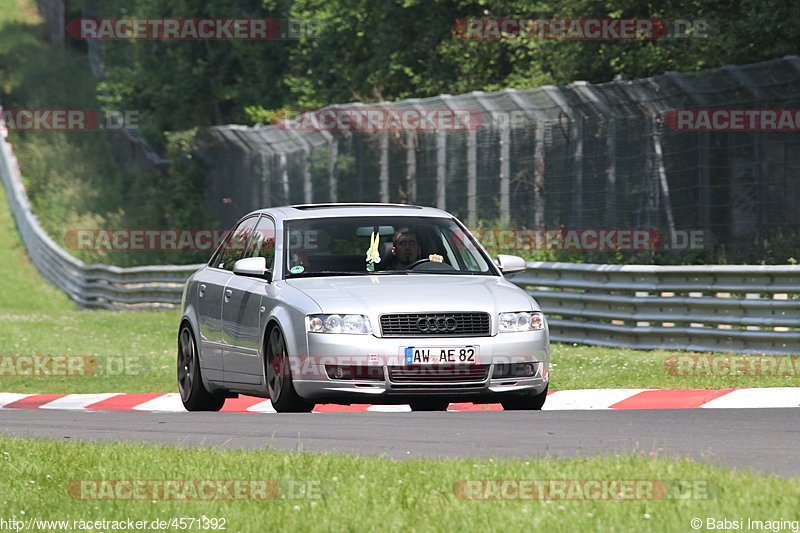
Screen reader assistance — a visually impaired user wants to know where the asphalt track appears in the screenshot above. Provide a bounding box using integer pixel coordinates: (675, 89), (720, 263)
(1, 408), (798, 477)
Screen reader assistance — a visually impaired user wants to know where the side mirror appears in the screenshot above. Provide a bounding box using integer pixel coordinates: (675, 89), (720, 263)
(495, 254), (527, 275)
(232, 256), (272, 281)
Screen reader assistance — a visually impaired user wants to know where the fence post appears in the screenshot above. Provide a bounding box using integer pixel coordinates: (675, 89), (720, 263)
(299, 111), (339, 203)
(473, 92), (510, 224)
(467, 91), (494, 226)
(665, 72), (711, 243)
(722, 64), (771, 243)
(542, 86), (583, 227)
(279, 151), (290, 204)
(328, 136), (339, 202)
(403, 99), (425, 204)
(257, 152), (270, 206)
(405, 131), (417, 204)
(506, 89), (548, 229)
(573, 82), (618, 227)
(436, 130), (447, 210)
(379, 132), (390, 203)
(466, 129), (477, 226)
(628, 84), (677, 241)
(285, 129), (313, 204)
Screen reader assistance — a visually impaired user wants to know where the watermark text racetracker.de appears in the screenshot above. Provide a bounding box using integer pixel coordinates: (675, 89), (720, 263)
(464, 229), (705, 252)
(67, 18), (322, 40)
(64, 229), (236, 252)
(64, 228), (706, 253)
(452, 18), (709, 40)
(272, 107), (618, 131)
(272, 108), (484, 131)
(665, 109), (800, 131)
(665, 355), (800, 377)
(454, 479), (715, 501)
(0, 355), (151, 377)
(67, 479), (326, 501)
(0, 109), (139, 131)
(265, 354), (526, 380)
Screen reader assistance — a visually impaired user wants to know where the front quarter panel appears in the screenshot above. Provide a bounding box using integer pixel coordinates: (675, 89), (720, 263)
(257, 280), (323, 387)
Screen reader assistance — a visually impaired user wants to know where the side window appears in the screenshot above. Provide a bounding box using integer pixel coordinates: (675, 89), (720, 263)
(210, 216), (260, 271)
(245, 216), (276, 269)
(443, 225), (488, 272)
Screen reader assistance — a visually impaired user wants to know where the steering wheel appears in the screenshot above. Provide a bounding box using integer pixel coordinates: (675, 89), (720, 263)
(406, 258), (431, 269)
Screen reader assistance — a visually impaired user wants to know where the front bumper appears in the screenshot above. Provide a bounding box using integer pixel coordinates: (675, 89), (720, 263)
(292, 330), (549, 403)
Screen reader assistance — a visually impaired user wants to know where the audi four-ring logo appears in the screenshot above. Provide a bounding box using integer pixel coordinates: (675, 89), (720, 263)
(417, 315), (458, 332)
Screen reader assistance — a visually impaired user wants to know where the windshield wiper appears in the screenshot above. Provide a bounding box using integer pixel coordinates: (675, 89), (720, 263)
(286, 270), (386, 278)
(405, 270), (477, 275)
(286, 270), (365, 278)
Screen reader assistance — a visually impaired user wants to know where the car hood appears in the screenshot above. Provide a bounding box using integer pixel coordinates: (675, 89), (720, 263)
(285, 274), (536, 315)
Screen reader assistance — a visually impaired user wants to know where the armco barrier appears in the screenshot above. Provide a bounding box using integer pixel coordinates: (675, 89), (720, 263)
(2, 112), (798, 351)
(0, 116), (202, 310)
(512, 263), (800, 355)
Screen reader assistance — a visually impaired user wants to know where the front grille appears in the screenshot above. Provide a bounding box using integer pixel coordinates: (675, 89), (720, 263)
(388, 364), (490, 383)
(380, 312), (491, 337)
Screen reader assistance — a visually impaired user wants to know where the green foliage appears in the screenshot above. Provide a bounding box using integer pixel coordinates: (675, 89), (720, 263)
(75, 0), (296, 145)
(7, 0), (800, 266)
(82, 0), (800, 140)
(0, 2), (217, 267)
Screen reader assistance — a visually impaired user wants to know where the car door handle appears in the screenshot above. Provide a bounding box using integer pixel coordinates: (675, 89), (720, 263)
(198, 284), (206, 298)
(224, 289), (232, 303)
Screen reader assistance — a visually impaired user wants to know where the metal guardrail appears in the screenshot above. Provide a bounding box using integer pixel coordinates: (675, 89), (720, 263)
(513, 262), (800, 355)
(0, 118), (202, 310)
(2, 111), (799, 351)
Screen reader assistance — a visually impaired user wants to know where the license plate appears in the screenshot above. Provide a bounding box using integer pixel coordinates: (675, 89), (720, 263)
(404, 346), (478, 364)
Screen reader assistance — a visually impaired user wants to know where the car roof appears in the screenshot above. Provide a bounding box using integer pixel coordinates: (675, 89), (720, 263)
(252, 203), (453, 221)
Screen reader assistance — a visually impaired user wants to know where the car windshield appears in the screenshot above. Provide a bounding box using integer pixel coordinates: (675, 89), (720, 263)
(283, 216), (495, 277)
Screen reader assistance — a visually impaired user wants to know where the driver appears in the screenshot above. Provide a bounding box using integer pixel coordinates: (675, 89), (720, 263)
(386, 227), (443, 270)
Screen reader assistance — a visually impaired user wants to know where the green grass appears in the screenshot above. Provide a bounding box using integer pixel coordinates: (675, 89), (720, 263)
(0, 140), (179, 393)
(550, 344), (800, 390)
(0, 436), (798, 533)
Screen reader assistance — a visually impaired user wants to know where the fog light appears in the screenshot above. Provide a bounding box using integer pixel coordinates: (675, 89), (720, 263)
(493, 363), (512, 378)
(493, 362), (536, 378)
(325, 365), (384, 380)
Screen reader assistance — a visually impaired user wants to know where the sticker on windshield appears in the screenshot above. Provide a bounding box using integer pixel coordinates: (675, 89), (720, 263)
(365, 230), (381, 272)
(290, 265), (305, 274)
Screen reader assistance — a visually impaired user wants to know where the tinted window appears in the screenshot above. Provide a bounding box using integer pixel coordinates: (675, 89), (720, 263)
(245, 216), (277, 268)
(210, 216), (260, 271)
(283, 216), (495, 277)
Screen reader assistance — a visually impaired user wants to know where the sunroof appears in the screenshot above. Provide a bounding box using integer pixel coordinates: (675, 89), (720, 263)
(291, 203), (423, 210)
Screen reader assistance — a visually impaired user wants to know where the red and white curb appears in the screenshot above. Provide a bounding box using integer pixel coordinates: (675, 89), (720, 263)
(1, 388), (799, 412)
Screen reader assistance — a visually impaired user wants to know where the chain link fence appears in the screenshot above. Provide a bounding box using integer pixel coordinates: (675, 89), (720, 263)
(194, 56), (800, 263)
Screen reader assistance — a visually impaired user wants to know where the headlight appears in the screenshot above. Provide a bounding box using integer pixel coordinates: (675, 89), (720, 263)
(498, 312), (544, 332)
(306, 314), (372, 334)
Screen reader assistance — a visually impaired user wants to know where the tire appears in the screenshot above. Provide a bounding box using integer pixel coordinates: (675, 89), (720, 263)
(177, 324), (225, 412)
(266, 327), (314, 413)
(500, 384), (548, 411)
(408, 399), (450, 411)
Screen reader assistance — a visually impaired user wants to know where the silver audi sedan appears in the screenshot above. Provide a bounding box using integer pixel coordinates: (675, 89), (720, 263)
(178, 203), (549, 412)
